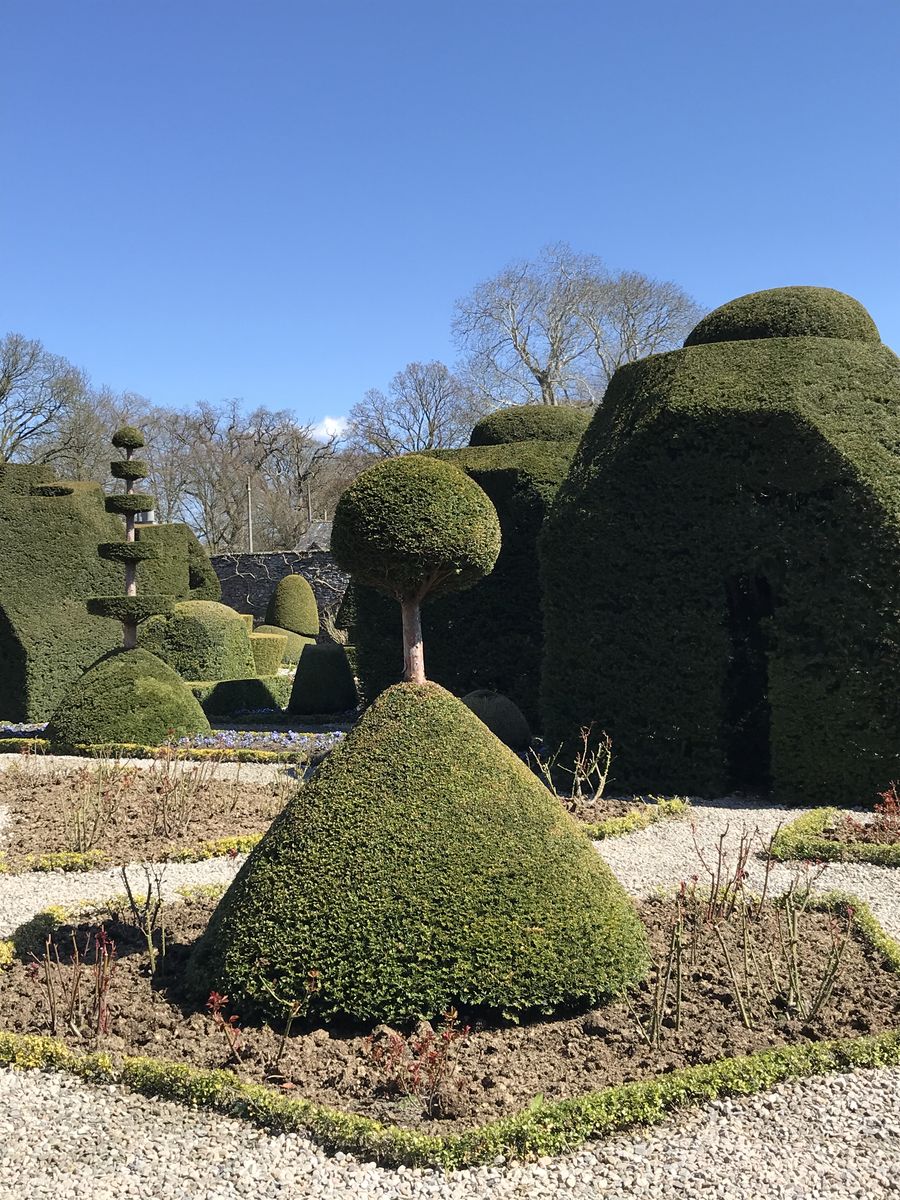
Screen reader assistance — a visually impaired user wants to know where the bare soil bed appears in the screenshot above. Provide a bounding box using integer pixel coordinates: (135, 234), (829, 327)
(0, 758), (297, 868)
(1, 892), (896, 1135)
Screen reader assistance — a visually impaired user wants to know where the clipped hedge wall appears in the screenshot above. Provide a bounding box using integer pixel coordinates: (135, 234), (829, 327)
(249, 632), (287, 675)
(541, 289), (900, 806)
(254, 624), (311, 665)
(348, 440), (578, 724)
(140, 601), (256, 681)
(187, 676), (292, 715)
(188, 683), (647, 1023)
(136, 523), (221, 601)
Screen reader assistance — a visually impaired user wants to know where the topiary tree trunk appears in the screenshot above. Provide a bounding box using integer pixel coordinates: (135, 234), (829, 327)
(400, 595), (425, 684)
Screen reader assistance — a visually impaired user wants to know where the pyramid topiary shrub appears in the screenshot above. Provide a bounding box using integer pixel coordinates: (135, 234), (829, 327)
(332, 455), (501, 683)
(254, 623), (311, 665)
(469, 403), (592, 447)
(188, 683), (648, 1023)
(139, 600), (256, 681)
(346, 438), (579, 721)
(463, 688), (532, 753)
(46, 428), (209, 744)
(541, 286), (900, 806)
(264, 573), (319, 639)
(287, 642), (358, 715)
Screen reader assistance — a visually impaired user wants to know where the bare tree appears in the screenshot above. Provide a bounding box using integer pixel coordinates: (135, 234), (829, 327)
(0, 333), (89, 462)
(453, 244), (704, 406)
(345, 361), (487, 458)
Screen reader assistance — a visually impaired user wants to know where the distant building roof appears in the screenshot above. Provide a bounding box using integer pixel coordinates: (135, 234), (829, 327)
(293, 520), (332, 551)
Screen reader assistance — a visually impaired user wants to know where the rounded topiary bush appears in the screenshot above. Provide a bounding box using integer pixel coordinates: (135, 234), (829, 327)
(469, 404), (592, 447)
(139, 600), (256, 681)
(684, 286), (880, 347)
(46, 648), (210, 746)
(463, 688), (532, 753)
(288, 642), (358, 715)
(188, 682), (647, 1023)
(265, 574), (319, 639)
(254, 623), (312, 664)
(332, 455), (500, 604)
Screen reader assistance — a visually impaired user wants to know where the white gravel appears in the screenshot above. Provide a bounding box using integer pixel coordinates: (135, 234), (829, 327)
(1, 789), (899, 1197)
(0, 1066), (897, 1199)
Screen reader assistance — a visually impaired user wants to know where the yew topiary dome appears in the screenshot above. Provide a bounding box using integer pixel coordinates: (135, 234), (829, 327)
(264, 573), (319, 639)
(469, 404), (592, 447)
(188, 682), (647, 1024)
(541, 286), (900, 806)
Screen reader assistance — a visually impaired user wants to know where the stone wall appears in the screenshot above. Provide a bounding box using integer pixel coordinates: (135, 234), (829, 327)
(211, 551), (348, 622)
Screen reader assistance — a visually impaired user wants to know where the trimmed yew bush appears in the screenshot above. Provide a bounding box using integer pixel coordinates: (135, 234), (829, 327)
(288, 642), (358, 715)
(188, 683), (647, 1023)
(463, 689), (532, 753)
(469, 404), (591, 447)
(264, 574), (319, 638)
(139, 601), (256, 681)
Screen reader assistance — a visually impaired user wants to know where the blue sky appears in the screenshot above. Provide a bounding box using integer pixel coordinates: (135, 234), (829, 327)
(3, 1), (898, 431)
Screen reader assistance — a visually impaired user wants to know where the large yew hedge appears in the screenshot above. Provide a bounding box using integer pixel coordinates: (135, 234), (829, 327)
(541, 287), (900, 806)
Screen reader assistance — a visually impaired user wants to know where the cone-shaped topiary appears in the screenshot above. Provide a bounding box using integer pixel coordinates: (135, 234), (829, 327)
(463, 688), (532, 753)
(288, 642), (358, 715)
(332, 455), (500, 683)
(469, 404), (592, 447)
(139, 601), (257, 682)
(188, 682), (647, 1024)
(254, 623), (312, 664)
(46, 648), (209, 745)
(264, 574), (319, 638)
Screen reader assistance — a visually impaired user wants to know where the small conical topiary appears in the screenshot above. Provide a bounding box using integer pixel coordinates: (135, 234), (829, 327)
(265, 574), (319, 639)
(287, 642), (358, 715)
(47, 427), (209, 745)
(188, 682), (648, 1024)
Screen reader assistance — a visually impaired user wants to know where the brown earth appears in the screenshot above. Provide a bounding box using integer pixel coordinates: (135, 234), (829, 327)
(1, 894), (896, 1134)
(0, 758), (298, 867)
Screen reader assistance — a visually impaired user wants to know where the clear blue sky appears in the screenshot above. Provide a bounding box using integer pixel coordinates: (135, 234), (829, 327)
(3, 1), (898, 429)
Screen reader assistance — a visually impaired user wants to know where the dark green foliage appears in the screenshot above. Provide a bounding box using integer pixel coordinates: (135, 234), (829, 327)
(541, 290), (900, 806)
(189, 683), (647, 1023)
(0, 463), (56, 494)
(97, 542), (159, 564)
(105, 493), (155, 515)
(684, 286), (880, 347)
(469, 404), (592, 447)
(135, 524), (221, 601)
(111, 426), (145, 450)
(31, 484), (75, 497)
(139, 601), (256, 681)
(0, 475), (221, 721)
(110, 459), (149, 481)
(255, 624), (312, 664)
(0, 481), (122, 720)
(288, 643), (358, 715)
(349, 441), (578, 723)
(188, 676), (292, 715)
(332, 456), (500, 602)
(46, 648), (210, 745)
(463, 689), (532, 752)
(264, 574), (319, 638)
(249, 632), (287, 675)
(88, 595), (175, 623)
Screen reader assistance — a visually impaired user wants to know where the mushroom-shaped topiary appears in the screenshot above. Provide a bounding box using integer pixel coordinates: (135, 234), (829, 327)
(331, 456), (501, 683)
(264, 574), (319, 638)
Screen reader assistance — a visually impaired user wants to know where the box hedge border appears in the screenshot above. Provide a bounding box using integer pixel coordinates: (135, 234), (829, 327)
(771, 808), (900, 868)
(0, 894), (896, 1169)
(0, 737), (305, 763)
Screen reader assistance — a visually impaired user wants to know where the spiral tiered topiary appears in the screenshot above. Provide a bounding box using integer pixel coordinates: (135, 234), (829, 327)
(91, 427), (174, 646)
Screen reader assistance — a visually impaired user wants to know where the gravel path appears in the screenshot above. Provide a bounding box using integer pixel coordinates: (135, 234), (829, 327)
(1, 792), (899, 1197)
(0, 1066), (897, 1199)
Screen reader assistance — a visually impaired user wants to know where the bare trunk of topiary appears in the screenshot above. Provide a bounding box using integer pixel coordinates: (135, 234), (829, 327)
(401, 598), (425, 684)
(123, 446), (137, 649)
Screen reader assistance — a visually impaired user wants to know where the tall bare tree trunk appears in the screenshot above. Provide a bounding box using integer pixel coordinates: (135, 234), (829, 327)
(401, 598), (425, 683)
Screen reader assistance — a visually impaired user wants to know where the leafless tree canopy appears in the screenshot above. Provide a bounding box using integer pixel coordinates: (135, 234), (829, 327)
(344, 361), (488, 458)
(0, 334), (89, 462)
(453, 243), (704, 406)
